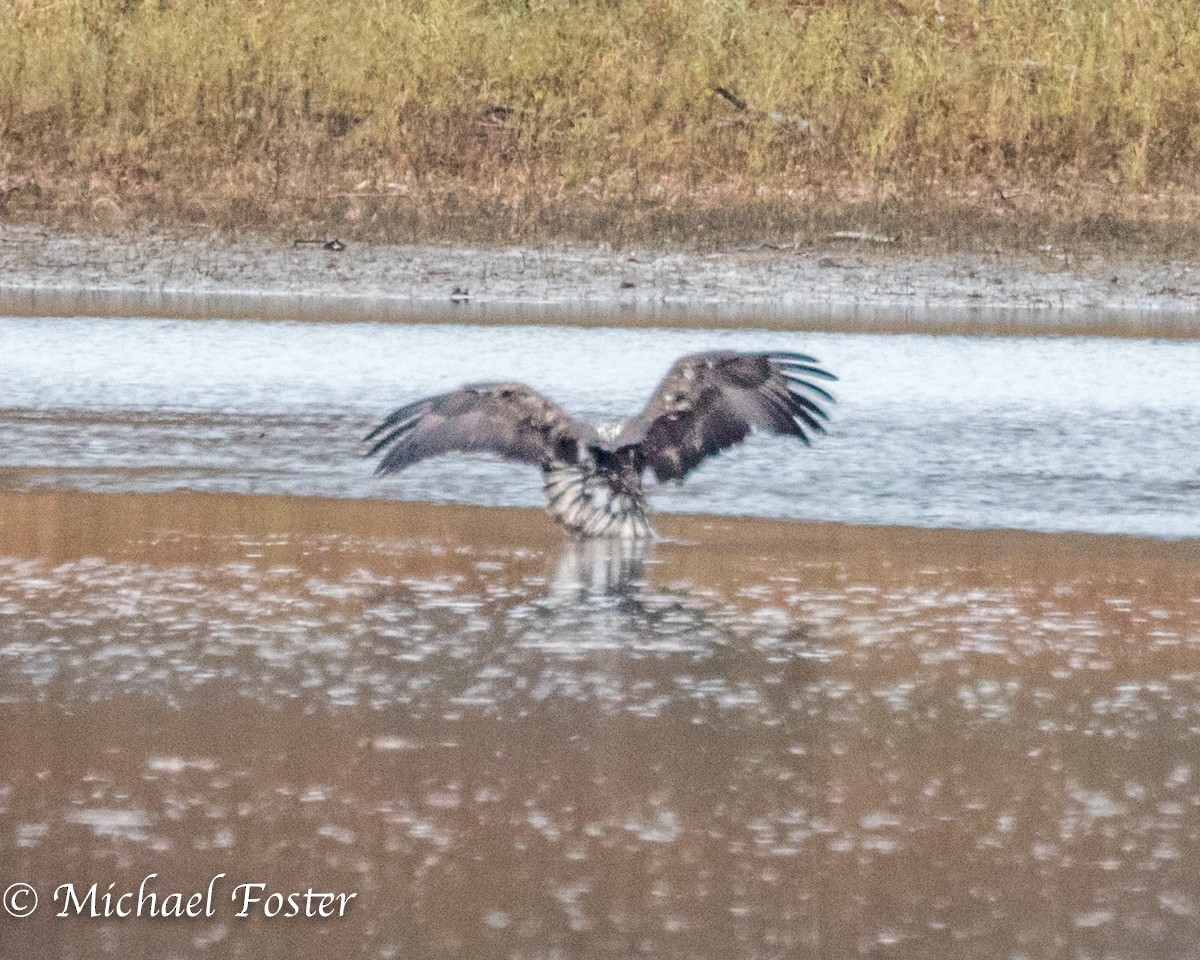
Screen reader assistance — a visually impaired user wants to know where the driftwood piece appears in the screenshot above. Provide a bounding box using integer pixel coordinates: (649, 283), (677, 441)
(712, 86), (812, 133)
(293, 238), (346, 251)
(828, 231), (897, 244)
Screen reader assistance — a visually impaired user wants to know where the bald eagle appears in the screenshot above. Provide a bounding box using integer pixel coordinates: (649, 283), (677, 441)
(365, 351), (836, 538)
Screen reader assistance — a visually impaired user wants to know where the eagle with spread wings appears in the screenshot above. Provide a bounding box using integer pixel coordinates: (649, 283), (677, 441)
(364, 351), (837, 538)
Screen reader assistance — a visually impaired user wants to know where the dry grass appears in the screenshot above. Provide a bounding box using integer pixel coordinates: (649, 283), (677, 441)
(3, 0), (1200, 249)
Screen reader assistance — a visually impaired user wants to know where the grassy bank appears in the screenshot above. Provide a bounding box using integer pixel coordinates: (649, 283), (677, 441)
(3, 0), (1200, 249)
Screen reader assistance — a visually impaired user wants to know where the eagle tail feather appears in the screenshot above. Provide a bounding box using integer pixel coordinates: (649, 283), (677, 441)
(543, 466), (654, 540)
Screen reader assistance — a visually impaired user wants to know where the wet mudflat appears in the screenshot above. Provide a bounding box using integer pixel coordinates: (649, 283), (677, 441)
(8, 226), (1200, 314)
(2, 490), (1200, 959)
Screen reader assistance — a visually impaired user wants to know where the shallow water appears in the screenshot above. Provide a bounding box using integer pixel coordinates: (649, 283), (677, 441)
(1, 315), (1198, 537)
(2, 308), (1200, 959)
(1, 491), (1199, 959)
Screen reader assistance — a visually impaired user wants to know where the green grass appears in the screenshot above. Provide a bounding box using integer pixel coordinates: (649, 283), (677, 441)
(3, 0), (1200, 247)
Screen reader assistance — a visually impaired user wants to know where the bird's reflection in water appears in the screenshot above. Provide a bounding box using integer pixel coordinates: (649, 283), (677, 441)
(538, 537), (715, 659)
(541, 537), (759, 657)
(359, 534), (820, 720)
(549, 536), (650, 602)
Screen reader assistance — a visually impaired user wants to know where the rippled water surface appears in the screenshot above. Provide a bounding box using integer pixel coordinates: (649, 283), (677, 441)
(1, 315), (1198, 536)
(1, 491), (1199, 959)
(2, 309), (1199, 959)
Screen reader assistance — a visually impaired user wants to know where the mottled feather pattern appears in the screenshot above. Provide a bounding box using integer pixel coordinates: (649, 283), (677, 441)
(543, 466), (655, 539)
(364, 383), (595, 474)
(364, 352), (836, 538)
(615, 351), (837, 483)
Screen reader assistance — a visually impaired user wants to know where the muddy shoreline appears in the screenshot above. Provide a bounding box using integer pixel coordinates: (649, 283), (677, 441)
(3, 225), (1200, 331)
(5, 488), (1197, 566)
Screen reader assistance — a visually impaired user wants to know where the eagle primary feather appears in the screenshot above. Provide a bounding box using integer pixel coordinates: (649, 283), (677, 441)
(363, 383), (597, 473)
(365, 351), (836, 538)
(615, 351), (835, 482)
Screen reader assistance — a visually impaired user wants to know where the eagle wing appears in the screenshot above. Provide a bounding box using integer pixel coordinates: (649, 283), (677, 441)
(365, 382), (598, 474)
(615, 351), (836, 482)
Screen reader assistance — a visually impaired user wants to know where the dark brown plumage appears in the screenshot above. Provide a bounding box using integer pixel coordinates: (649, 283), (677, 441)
(365, 351), (836, 538)
(365, 383), (597, 474)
